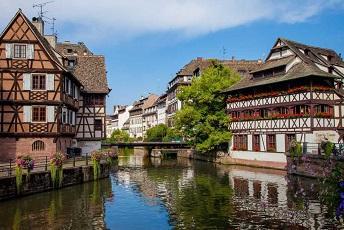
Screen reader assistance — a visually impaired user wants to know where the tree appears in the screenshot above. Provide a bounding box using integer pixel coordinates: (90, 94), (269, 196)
(145, 124), (168, 142)
(174, 61), (240, 153)
(109, 129), (132, 143)
(145, 124), (182, 142)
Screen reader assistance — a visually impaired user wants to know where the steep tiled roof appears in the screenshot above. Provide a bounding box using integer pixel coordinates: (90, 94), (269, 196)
(71, 55), (109, 93)
(170, 58), (262, 84)
(223, 61), (338, 93)
(56, 42), (93, 56)
(143, 94), (159, 109)
(251, 56), (294, 73)
(279, 38), (344, 67)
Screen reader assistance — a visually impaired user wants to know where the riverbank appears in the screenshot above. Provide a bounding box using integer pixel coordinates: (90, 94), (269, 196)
(0, 163), (112, 201)
(175, 149), (286, 170)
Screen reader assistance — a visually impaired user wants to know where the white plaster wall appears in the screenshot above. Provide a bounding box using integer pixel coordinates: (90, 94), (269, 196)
(118, 105), (132, 129)
(230, 150), (287, 163)
(276, 134), (285, 153)
(260, 134), (266, 151)
(247, 135), (252, 151)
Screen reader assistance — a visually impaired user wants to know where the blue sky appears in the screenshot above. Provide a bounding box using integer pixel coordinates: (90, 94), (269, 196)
(1, 1), (344, 113)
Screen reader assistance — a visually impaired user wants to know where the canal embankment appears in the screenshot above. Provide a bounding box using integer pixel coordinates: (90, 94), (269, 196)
(175, 148), (286, 170)
(0, 163), (111, 201)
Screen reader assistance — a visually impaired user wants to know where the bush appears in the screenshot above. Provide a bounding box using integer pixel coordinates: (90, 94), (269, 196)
(289, 140), (303, 159)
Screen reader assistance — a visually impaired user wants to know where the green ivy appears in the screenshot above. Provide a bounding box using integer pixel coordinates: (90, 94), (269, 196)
(15, 167), (22, 194)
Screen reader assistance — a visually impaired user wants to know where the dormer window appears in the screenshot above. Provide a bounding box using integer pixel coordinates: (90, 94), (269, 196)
(14, 44), (26, 58)
(328, 55), (333, 62)
(67, 48), (73, 54)
(304, 49), (309, 56)
(68, 60), (75, 67)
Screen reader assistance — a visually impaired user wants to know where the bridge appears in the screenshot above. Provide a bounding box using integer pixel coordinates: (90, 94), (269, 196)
(102, 142), (190, 149)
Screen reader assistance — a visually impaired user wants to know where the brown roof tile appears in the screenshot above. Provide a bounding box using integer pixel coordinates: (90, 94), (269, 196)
(72, 55), (109, 93)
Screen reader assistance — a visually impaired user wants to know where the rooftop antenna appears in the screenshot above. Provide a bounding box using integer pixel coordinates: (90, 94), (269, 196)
(33, 1), (54, 18)
(222, 46), (227, 60)
(44, 16), (57, 35)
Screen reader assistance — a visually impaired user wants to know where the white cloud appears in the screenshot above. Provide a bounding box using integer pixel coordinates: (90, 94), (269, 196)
(0, 0), (343, 42)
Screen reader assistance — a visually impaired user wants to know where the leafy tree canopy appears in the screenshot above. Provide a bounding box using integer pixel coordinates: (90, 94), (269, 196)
(145, 124), (182, 142)
(109, 129), (133, 143)
(174, 61), (240, 153)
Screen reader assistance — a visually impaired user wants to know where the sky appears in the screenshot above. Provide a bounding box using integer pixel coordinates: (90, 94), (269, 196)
(1, 0), (344, 114)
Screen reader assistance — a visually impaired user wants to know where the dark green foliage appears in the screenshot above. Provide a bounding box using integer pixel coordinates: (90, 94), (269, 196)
(174, 61), (240, 153)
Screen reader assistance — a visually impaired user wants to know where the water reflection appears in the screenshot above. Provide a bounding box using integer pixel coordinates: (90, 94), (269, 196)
(0, 153), (342, 229)
(115, 155), (342, 229)
(0, 178), (112, 229)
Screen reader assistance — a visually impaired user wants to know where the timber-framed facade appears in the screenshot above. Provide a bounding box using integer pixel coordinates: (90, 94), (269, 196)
(0, 10), (109, 160)
(223, 38), (344, 168)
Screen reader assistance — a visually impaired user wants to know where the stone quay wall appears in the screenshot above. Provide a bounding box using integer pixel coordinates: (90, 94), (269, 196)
(0, 163), (111, 201)
(286, 154), (344, 178)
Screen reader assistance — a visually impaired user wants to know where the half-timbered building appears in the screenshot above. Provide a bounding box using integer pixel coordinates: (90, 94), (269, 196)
(0, 10), (82, 160)
(56, 42), (109, 154)
(223, 38), (344, 168)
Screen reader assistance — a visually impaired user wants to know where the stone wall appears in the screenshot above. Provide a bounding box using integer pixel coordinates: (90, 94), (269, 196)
(0, 163), (111, 201)
(286, 154), (344, 178)
(177, 149), (286, 170)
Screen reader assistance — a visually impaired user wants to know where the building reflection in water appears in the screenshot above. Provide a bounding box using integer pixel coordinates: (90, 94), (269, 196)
(0, 178), (112, 229)
(116, 155), (340, 229)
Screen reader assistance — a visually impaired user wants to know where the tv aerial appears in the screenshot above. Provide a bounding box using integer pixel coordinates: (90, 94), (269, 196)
(33, 1), (54, 18)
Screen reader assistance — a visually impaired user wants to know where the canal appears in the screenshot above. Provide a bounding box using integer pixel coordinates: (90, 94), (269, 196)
(0, 153), (342, 229)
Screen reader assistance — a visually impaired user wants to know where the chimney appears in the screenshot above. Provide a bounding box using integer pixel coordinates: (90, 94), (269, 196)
(44, 35), (57, 48)
(32, 17), (44, 35)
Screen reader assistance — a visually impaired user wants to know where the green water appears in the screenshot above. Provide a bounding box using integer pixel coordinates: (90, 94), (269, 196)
(0, 151), (342, 229)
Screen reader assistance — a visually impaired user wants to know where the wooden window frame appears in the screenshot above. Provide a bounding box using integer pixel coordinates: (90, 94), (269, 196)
(233, 135), (248, 151)
(266, 134), (276, 152)
(94, 119), (102, 131)
(253, 134), (260, 152)
(32, 106), (46, 122)
(32, 74), (46, 91)
(13, 44), (26, 59)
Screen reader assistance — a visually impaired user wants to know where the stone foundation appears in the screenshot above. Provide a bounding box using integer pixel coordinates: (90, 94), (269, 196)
(0, 163), (111, 201)
(286, 154), (344, 178)
(177, 149), (286, 170)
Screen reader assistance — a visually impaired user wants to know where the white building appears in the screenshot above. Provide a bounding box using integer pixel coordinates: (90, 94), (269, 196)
(156, 94), (167, 125)
(224, 38), (344, 169)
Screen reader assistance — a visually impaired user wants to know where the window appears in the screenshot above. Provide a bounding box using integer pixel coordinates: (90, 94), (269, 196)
(84, 95), (104, 106)
(253, 135), (260, 151)
(267, 134), (276, 152)
(68, 60), (75, 67)
(293, 105), (309, 114)
(231, 111), (240, 118)
(62, 111), (66, 123)
(32, 140), (45, 151)
(32, 106), (46, 122)
(14, 44), (26, 58)
(259, 109), (269, 118)
(233, 135), (248, 151)
(67, 48), (73, 54)
(275, 107), (288, 115)
(315, 104), (330, 113)
(32, 74), (46, 90)
(94, 119), (102, 131)
(286, 134), (296, 151)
